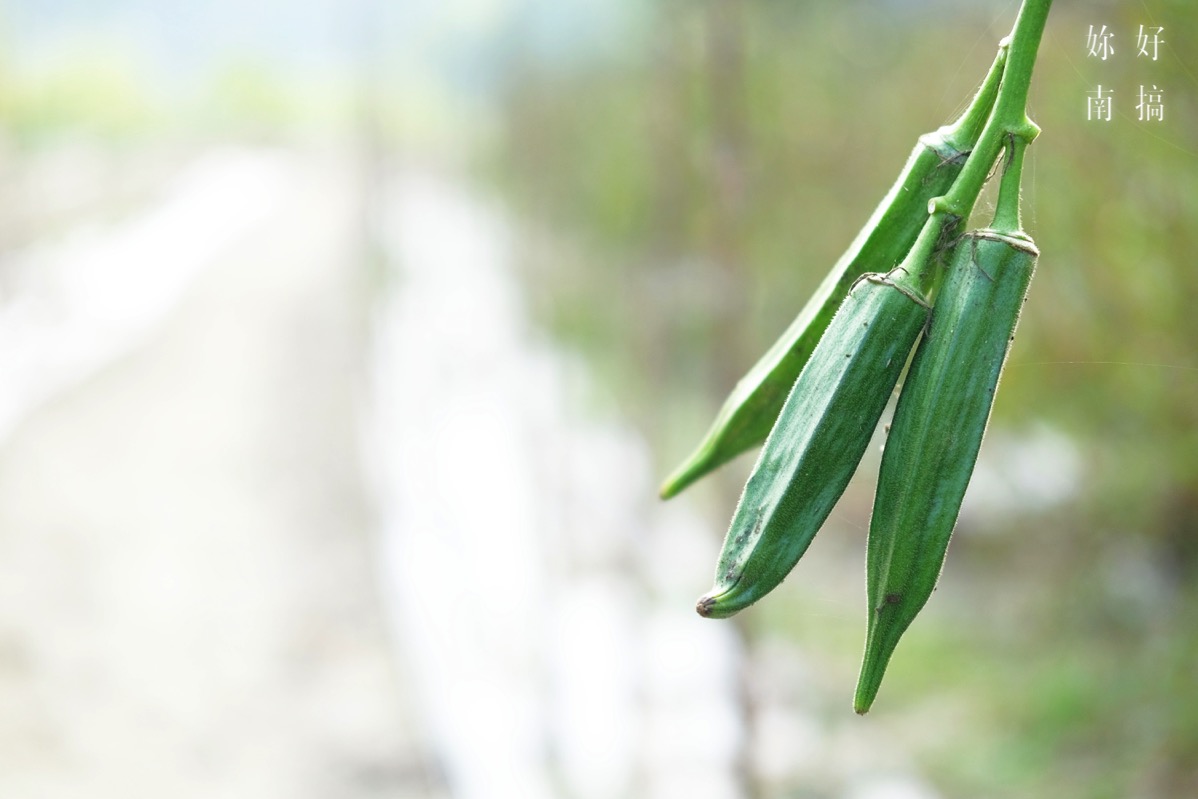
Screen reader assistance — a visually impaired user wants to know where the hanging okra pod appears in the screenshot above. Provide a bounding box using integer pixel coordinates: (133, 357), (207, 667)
(855, 139), (1038, 713)
(680, 0), (1053, 712)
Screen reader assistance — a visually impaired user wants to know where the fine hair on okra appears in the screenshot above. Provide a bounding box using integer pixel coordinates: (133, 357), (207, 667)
(658, 43), (1008, 500)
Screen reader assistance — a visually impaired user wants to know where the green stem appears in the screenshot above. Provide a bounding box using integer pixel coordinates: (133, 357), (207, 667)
(991, 136), (1027, 235)
(938, 42), (1008, 154)
(934, 0), (1053, 221)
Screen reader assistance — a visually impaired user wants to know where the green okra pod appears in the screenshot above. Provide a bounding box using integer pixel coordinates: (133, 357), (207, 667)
(697, 213), (959, 619)
(659, 44), (1008, 500)
(855, 141), (1038, 714)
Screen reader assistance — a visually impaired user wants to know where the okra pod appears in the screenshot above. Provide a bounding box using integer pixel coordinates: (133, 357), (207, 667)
(659, 45), (1007, 500)
(855, 142), (1037, 714)
(697, 213), (959, 619)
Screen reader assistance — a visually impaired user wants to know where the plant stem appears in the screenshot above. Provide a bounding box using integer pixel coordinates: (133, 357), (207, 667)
(933, 0), (1053, 221)
(939, 42), (1008, 154)
(991, 135), (1027, 235)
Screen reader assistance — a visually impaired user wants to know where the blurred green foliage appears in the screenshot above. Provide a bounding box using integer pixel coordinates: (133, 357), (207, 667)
(0, 44), (164, 143)
(0, 33), (354, 148)
(493, 0), (1198, 795)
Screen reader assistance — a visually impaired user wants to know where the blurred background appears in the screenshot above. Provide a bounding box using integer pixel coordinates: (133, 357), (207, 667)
(0, 0), (1194, 797)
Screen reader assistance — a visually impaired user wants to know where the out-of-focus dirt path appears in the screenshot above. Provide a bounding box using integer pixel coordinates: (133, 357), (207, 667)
(0, 151), (444, 799)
